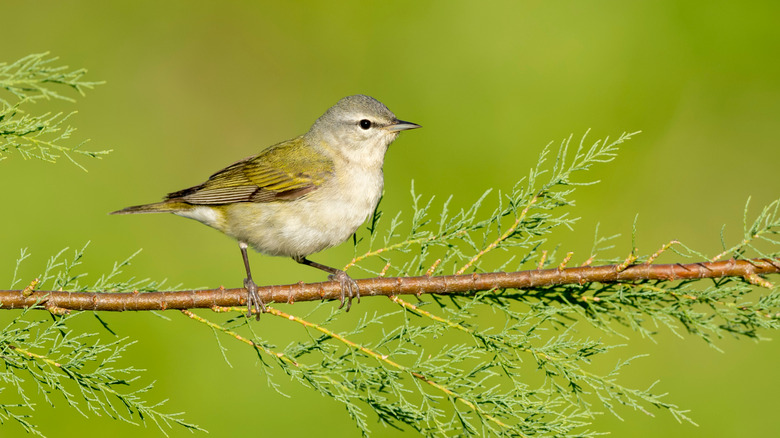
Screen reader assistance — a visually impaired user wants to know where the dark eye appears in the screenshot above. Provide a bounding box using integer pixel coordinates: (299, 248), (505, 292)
(359, 119), (372, 130)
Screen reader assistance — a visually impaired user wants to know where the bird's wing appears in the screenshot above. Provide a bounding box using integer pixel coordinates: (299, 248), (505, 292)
(165, 137), (334, 205)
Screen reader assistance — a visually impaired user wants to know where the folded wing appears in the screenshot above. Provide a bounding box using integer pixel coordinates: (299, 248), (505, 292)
(166, 137), (333, 205)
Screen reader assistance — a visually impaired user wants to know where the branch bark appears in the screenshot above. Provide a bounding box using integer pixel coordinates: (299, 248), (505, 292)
(1, 258), (777, 313)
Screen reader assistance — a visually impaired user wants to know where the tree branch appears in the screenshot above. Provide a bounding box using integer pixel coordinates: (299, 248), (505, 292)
(1, 258), (777, 313)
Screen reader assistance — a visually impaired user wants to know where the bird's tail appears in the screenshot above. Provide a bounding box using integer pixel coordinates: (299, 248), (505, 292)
(109, 200), (190, 215)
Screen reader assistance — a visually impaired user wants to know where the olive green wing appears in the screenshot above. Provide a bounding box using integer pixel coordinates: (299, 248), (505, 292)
(165, 137), (333, 205)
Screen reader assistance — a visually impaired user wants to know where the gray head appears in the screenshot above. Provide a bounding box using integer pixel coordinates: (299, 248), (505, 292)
(306, 95), (420, 155)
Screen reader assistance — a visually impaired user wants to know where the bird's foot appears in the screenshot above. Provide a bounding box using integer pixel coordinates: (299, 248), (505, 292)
(328, 270), (360, 311)
(244, 277), (266, 319)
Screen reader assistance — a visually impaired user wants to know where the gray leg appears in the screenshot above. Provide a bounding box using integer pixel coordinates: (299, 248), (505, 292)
(240, 242), (265, 319)
(293, 256), (359, 311)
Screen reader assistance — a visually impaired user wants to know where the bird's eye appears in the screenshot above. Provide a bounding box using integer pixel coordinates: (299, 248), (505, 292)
(359, 119), (372, 130)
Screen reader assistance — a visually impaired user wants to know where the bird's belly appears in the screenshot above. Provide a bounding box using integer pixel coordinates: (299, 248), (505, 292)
(223, 186), (380, 257)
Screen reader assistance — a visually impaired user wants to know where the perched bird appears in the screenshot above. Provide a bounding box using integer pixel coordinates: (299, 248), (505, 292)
(111, 95), (420, 317)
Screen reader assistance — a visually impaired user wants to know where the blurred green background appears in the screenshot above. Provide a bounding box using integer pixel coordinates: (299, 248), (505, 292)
(2, 1), (779, 436)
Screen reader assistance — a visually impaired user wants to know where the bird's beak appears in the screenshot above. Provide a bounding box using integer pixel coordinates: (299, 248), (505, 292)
(385, 119), (422, 132)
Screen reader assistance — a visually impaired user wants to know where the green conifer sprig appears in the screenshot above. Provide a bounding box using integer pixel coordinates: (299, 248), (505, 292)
(0, 53), (100, 104)
(3, 246), (199, 436)
(0, 53), (110, 169)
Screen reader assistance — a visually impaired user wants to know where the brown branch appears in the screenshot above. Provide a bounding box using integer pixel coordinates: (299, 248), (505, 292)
(0, 258), (777, 313)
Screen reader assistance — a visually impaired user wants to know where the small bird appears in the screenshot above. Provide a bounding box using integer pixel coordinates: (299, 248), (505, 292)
(111, 95), (420, 317)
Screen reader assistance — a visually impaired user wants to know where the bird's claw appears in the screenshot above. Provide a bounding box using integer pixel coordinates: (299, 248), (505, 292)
(328, 270), (360, 311)
(244, 277), (266, 320)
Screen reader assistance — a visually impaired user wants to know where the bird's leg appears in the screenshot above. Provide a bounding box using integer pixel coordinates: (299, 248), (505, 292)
(293, 256), (359, 311)
(240, 242), (265, 319)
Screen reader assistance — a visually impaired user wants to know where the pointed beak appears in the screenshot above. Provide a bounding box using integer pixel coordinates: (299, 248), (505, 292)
(385, 119), (422, 132)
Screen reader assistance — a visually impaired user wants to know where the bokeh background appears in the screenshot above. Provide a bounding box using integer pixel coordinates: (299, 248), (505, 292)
(2, 1), (779, 437)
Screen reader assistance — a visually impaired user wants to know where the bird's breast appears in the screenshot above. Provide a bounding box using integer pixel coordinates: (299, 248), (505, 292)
(333, 163), (384, 218)
(222, 166), (384, 257)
